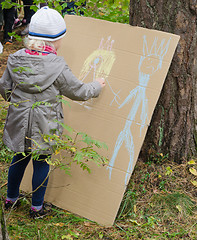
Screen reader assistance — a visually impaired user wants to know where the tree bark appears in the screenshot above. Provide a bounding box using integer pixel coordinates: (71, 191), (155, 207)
(130, 0), (197, 162)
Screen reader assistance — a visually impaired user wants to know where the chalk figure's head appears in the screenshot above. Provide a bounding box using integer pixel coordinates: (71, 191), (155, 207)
(138, 36), (171, 76)
(79, 36), (116, 81)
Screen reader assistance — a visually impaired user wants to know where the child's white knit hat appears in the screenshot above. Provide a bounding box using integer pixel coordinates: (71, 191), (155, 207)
(28, 6), (66, 41)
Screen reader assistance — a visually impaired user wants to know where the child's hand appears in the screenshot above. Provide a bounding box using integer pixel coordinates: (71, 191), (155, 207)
(95, 78), (105, 88)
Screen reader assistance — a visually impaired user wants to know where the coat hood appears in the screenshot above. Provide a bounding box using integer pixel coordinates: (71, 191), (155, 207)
(7, 49), (66, 93)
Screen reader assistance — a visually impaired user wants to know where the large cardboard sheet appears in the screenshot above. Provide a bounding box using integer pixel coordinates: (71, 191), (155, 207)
(21, 16), (179, 226)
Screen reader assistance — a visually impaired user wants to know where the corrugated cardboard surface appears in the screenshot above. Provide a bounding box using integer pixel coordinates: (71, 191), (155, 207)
(21, 16), (180, 226)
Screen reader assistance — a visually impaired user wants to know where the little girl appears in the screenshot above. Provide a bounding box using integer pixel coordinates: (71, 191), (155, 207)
(0, 6), (105, 219)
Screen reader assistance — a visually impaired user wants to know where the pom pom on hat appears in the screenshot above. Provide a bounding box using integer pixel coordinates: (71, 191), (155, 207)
(28, 7), (66, 41)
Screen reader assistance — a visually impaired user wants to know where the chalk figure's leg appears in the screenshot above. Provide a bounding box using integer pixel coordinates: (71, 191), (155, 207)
(107, 130), (125, 179)
(124, 130), (134, 185)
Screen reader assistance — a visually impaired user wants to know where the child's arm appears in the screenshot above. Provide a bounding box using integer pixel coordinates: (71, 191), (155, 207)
(55, 66), (105, 101)
(0, 68), (13, 101)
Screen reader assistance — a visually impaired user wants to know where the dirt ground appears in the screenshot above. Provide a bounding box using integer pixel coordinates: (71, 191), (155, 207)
(0, 26), (24, 76)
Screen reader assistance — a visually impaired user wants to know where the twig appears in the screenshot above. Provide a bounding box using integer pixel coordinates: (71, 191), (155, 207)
(0, 182), (7, 189)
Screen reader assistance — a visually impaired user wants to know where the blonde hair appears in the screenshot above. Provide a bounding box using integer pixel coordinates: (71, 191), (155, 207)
(24, 37), (55, 52)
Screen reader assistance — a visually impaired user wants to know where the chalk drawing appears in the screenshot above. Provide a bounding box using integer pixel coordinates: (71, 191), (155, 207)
(74, 36), (116, 109)
(107, 36), (171, 185)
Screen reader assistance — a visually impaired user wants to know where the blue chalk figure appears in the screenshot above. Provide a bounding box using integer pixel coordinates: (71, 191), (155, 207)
(108, 35), (171, 185)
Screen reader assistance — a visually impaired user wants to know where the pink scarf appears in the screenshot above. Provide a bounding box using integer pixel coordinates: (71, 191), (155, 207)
(25, 45), (57, 55)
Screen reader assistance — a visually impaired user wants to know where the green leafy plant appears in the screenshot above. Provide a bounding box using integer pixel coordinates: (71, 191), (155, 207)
(30, 125), (108, 174)
(83, 0), (129, 23)
(165, 166), (172, 176)
(117, 186), (137, 219)
(147, 147), (169, 164)
(8, 32), (23, 42)
(1, 0), (130, 44)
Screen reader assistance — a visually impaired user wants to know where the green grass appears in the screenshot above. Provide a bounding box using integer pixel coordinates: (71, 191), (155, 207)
(152, 192), (197, 217)
(1, 147), (196, 239)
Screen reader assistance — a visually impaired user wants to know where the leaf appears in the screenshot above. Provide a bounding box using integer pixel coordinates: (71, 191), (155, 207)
(74, 151), (83, 163)
(13, 66), (34, 73)
(189, 168), (197, 176)
(70, 231), (79, 238)
(57, 96), (71, 108)
(165, 166), (172, 176)
(54, 120), (73, 133)
(61, 235), (73, 240)
(99, 232), (103, 239)
(129, 219), (140, 226)
(61, 3), (68, 9)
(84, 222), (91, 227)
(55, 149), (60, 155)
(176, 205), (182, 212)
(34, 85), (42, 92)
(191, 180), (197, 187)
(53, 222), (64, 227)
(187, 160), (196, 165)
(30, 5), (39, 12)
(43, 136), (49, 143)
(134, 204), (137, 213)
(1, 0), (13, 10)
(70, 147), (76, 153)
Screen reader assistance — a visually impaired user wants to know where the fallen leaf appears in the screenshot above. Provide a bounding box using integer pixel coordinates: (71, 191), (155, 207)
(176, 205), (182, 212)
(191, 180), (197, 187)
(189, 168), (197, 176)
(84, 222), (91, 227)
(188, 160), (196, 165)
(134, 204), (137, 213)
(70, 147), (76, 152)
(53, 222), (64, 227)
(153, 189), (158, 193)
(61, 235), (73, 240)
(130, 219), (140, 226)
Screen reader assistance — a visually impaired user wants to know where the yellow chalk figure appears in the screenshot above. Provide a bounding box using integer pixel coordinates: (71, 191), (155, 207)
(75, 36), (116, 109)
(79, 36), (116, 82)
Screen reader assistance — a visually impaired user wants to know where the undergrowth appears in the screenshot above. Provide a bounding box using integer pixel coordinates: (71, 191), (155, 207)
(1, 155), (197, 239)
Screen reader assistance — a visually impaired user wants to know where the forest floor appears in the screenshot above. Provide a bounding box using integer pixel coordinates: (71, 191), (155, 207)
(0, 28), (197, 240)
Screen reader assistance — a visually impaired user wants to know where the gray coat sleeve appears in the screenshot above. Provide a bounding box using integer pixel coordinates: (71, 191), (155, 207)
(0, 67), (13, 101)
(55, 65), (102, 101)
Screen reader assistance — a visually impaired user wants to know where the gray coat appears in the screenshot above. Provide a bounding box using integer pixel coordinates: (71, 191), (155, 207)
(0, 49), (101, 154)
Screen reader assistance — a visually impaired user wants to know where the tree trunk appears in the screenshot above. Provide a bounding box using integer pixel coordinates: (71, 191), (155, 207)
(130, 0), (197, 162)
